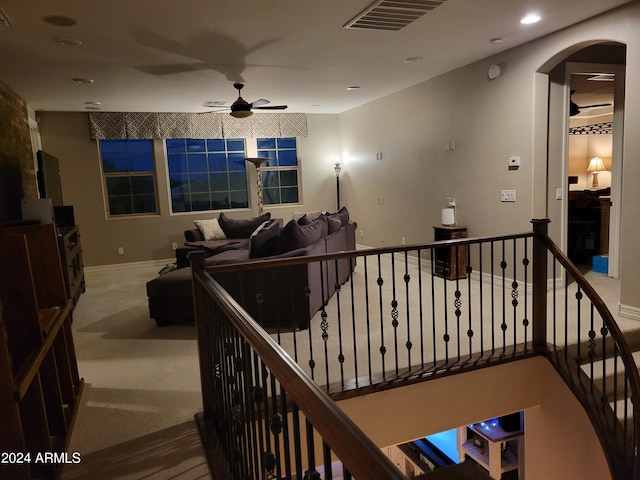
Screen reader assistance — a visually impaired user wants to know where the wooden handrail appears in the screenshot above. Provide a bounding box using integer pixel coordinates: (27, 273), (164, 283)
(191, 250), (406, 480)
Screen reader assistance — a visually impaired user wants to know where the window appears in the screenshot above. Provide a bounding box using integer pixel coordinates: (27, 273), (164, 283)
(99, 139), (157, 216)
(166, 138), (248, 212)
(257, 137), (300, 205)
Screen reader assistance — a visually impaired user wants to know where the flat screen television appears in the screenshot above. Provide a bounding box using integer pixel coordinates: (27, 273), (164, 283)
(36, 150), (64, 207)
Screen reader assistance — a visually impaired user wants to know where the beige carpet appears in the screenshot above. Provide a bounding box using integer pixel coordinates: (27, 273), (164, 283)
(62, 260), (211, 480)
(61, 254), (635, 479)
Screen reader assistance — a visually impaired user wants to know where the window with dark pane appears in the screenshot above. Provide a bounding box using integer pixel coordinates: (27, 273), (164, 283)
(166, 138), (247, 212)
(99, 139), (158, 216)
(256, 137), (300, 205)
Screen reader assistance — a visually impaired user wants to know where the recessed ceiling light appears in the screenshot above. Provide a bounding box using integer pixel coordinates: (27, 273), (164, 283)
(84, 101), (101, 106)
(521, 13), (541, 25)
(55, 37), (82, 46)
(346, 86), (361, 91)
(43, 15), (78, 27)
(404, 56), (423, 63)
(489, 37), (503, 45)
(72, 78), (94, 84)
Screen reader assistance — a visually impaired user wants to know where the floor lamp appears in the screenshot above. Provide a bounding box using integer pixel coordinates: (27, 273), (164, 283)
(334, 161), (342, 210)
(245, 157), (270, 215)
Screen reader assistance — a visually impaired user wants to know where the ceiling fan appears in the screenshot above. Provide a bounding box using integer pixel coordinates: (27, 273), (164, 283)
(224, 83), (288, 118)
(570, 90), (612, 116)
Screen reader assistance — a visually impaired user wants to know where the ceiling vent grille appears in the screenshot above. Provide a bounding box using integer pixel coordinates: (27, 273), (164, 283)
(344, 0), (447, 31)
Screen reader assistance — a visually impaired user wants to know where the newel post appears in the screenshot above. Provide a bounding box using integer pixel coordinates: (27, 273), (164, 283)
(190, 250), (214, 416)
(531, 219), (550, 352)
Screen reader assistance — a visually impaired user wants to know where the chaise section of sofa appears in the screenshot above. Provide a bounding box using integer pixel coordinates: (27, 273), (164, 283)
(146, 209), (356, 329)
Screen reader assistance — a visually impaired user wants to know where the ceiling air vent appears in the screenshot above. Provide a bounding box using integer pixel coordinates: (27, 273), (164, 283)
(344, 0), (447, 31)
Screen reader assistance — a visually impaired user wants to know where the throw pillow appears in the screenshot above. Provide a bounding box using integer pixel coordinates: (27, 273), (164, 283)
(193, 218), (227, 241)
(276, 217), (325, 254)
(219, 212), (271, 238)
(298, 214), (329, 237)
(249, 220), (281, 258)
(292, 210), (322, 222)
(327, 206), (349, 227)
(326, 214), (342, 234)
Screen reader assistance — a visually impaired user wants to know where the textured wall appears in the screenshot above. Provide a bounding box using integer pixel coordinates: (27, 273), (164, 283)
(0, 81), (36, 223)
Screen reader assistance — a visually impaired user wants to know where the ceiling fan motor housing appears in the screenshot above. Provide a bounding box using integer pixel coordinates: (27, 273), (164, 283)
(230, 96), (253, 117)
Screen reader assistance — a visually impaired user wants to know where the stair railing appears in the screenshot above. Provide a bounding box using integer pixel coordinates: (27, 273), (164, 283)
(532, 219), (640, 480)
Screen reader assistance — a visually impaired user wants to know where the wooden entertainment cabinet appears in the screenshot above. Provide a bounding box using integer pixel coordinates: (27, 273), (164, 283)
(433, 225), (468, 280)
(0, 223), (84, 480)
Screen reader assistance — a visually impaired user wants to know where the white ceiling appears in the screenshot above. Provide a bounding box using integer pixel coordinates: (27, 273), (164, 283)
(0, 0), (631, 114)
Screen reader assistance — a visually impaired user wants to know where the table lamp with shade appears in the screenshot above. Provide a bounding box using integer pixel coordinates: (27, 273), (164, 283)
(587, 156), (606, 188)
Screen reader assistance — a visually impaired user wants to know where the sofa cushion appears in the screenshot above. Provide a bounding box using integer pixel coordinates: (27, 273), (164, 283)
(276, 216), (326, 254)
(219, 212), (271, 238)
(249, 220), (281, 258)
(193, 218), (227, 240)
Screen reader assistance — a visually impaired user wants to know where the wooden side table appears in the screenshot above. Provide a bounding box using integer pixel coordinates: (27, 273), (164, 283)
(433, 225), (468, 280)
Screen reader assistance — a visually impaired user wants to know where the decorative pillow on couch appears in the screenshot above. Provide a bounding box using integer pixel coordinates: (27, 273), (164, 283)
(298, 213), (329, 237)
(219, 212), (271, 238)
(249, 220), (281, 258)
(326, 206), (349, 227)
(193, 218), (227, 241)
(277, 215), (327, 254)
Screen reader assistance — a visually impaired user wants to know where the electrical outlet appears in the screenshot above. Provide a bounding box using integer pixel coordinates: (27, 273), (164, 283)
(172, 242), (178, 250)
(501, 190), (516, 202)
(401, 236), (406, 245)
(446, 197), (456, 207)
(118, 247), (124, 255)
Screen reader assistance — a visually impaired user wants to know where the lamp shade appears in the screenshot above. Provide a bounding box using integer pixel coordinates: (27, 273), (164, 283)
(245, 157), (270, 167)
(587, 157), (606, 172)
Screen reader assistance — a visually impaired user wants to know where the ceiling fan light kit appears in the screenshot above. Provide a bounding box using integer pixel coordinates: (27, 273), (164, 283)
(227, 82), (287, 118)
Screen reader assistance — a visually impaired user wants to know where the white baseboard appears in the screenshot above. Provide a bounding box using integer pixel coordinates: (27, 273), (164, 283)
(619, 303), (640, 321)
(84, 258), (174, 275)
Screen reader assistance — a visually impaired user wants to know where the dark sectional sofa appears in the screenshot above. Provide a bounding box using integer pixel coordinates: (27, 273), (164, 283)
(146, 208), (356, 329)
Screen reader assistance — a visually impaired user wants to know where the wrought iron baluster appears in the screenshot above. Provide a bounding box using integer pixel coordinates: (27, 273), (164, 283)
(512, 238), (519, 346)
(363, 256), (373, 383)
(349, 257), (359, 386)
(430, 248), (437, 367)
(500, 240), (508, 352)
(417, 249), (425, 369)
(490, 241), (496, 353)
(391, 253), (399, 375)
(454, 245), (462, 362)
(377, 254), (386, 378)
(478, 243), (484, 356)
(404, 251), (413, 372)
(466, 244), (473, 360)
(334, 259), (346, 387)
(319, 261), (331, 389)
(522, 239), (530, 349)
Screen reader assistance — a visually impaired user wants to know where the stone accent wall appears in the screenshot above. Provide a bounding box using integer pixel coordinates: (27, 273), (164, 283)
(0, 81), (36, 223)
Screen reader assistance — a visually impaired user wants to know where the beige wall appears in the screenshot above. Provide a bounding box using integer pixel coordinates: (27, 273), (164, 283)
(337, 2), (640, 313)
(37, 112), (340, 266)
(37, 3), (640, 308)
(339, 357), (611, 479)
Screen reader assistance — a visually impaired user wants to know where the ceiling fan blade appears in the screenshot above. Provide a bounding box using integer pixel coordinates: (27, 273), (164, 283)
(579, 103), (612, 109)
(253, 105), (288, 110)
(251, 99), (270, 107)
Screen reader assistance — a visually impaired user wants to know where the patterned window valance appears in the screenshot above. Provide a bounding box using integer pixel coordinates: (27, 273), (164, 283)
(89, 112), (308, 139)
(569, 122), (613, 135)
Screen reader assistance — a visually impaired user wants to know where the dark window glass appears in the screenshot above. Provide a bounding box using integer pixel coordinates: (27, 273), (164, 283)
(166, 138), (248, 212)
(257, 137), (300, 206)
(100, 139), (157, 216)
